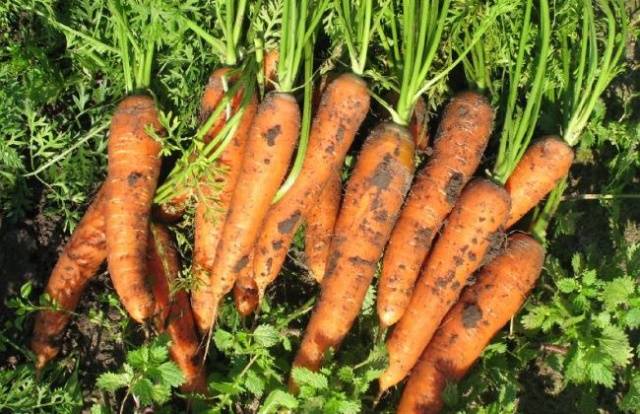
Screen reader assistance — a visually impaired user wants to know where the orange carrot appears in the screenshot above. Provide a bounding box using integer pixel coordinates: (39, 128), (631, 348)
(252, 74), (370, 306)
(291, 123), (415, 379)
(31, 187), (107, 370)
(377, 92), (494, 328)
(505, 136), (574, 228)
(191, 91), (300, 333)
(263, 49), (279, 90)
(397, 233), (544, 414)
(409, 95), (429, 152)
(305, 170), (342, 283)
(147, 223), (207, 395)
(154, 68), (242, 222)
(379, 178), (510, 392)
(232, 250), (259, 317)
(191, 92), (257, 319)
(105, 95), (164, 323)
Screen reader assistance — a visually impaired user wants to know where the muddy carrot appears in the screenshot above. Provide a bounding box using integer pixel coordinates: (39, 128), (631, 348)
(147, 223), (207, 394)
(409, 95), (429, 151)
(105, 95), (164, 323)
(378, 92), (494, 328)
(379, 178), (510, 392)
(291, 123), (415, 380)
(191, 91), (300, 333)
(191, 92), (257, 319)
(505, 136), (574, 228)
(397, 233), (544, 414)
(251, 74), (370, 308)
(233, 250), (259, 317)
(305, 170), (342, 283)
(31, 187), (107, 370)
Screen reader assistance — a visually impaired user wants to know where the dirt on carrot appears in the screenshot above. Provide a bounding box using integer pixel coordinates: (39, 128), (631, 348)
(397, 233), (544, 414)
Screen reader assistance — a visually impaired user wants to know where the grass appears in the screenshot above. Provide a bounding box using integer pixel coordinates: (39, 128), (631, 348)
(0, 0), (639, 413)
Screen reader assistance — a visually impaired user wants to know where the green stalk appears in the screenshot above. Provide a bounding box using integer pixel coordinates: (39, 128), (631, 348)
(529, 0), (628, 239)
(334, 0), (373, 76)
(493, 0), (550, 184)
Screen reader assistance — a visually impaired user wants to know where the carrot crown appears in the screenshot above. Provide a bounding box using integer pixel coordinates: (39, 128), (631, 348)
(375, 0), (507, 126)
(275, 0), (329, 93)
(330, 0), (374, 76)
(492, 0), (551, 184)
(556, 0), (628, 147)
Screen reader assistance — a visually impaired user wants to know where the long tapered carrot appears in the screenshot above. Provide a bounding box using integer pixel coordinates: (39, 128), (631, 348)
(105, 95), (163, 323)
(305, 170), (342, 283)
(379, 179), (510, 392)
(291, 123), (415, 379)
(377, 92), (494, 328)
(147, 223), (207, 394)
(505, 136), (574, 228)
(191, 92), (257, 318)
(397, 233), (544, 414)
(252, 74), (370, 305)
(31, 187), (107, 370)
(191, 91), (300, 333)
(154, 68), (241, 223)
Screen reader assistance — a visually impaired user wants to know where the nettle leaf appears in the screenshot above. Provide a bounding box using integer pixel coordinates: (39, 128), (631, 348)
(155, 361), (185, 388)
(253, 324), (280, 348)
(292, 367), (328, 389)
(337, 366), (354, 383)
(584, 349), (615, 388)
(602, 277), (636, 309)
(621, 372), (640, 412)
(557, 278), (579, 293)
(96, 372), (129, 392)
(244, 369), (265, 396)
(259, 389), (298, 414)
(214, 329), (235, 351)
(522, 305), (552, 331)
(624, 308), (640, 328)
(599, 325), (633, 367)
(132, 378), (155, 405)
(335, 399), (360, 413)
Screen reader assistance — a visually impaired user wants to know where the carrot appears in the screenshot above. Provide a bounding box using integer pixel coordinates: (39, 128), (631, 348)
(397, 233), (544, 414)
(147, 223), (208, 395)
(291, 123), (415, 379)
(232, 250), (259, 317)
(263, 49), (279, 90)
(31, 187), (107, 370)
(191, 92), (257, 319)
(105, 95), (164, 323)
(154, 68), (242, 222)
(377, 92), (494, 328)
(305, 170), (342, 283)
(409, 95), (429, 152)
(505, 136), (574, 228)
(252, 74), (370, 305)
(191, 91), (300, 333)
(379, 178), (510, 392)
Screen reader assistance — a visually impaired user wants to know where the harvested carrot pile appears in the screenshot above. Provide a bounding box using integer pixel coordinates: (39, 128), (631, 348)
(1, 0), (637, 413)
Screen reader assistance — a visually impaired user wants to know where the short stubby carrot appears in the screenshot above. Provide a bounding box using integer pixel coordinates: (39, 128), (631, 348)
(305, 170), (342, 283)
(191, 93), (257, 320)
(378, 91), (494, 328)
(379, 178), (510, 392)
(31, 186), (107, 370)
(154, 68), (242, 223)
(505, 136), (574, 228)
(263, 49), (279, 90)
(105, 95), (164, 323)
(191, 91), (300, 333)
(397, 233), (544, 414)
(291, 123), (415, 380)
(147, 223), (207, 395)
(252, 74), (370, 306)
